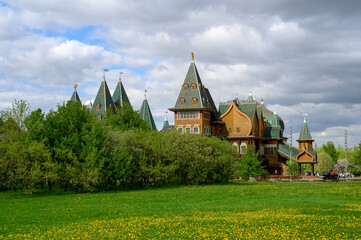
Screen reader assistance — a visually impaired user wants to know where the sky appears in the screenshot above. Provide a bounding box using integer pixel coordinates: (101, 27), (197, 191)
(1, 0), (361, 147)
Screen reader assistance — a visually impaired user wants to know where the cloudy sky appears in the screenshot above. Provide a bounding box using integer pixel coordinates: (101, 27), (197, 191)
(1, 0), (361, 147)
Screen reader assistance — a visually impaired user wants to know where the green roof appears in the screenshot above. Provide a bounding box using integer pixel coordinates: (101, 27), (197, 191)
(270, 112), (280, 127)
(92, 80), (115, 120)
(247, 91), (254, 102)
(264, 126), (281, 138)
(173, 61), (213, 110)
(299, 120), (313, 140)
(140, 99), (157, 131)
(70, 90), (81, 103)
(162, 120), (169, 129)
(277, 141), (301, 160)
(112, 80), (130, 108)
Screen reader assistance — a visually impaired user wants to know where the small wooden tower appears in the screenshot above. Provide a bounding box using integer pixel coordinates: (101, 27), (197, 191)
(297, 117), (314, 151)
(169, 52), (217, 135)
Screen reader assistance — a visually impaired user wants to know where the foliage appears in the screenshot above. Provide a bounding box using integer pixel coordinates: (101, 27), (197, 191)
(1, 99), (240, 193)
(348, 165), (361, 177)
(236, 146), (265, 181)
(104, 130), (238, 187)
(353, 142), (361, 167)
(24, 108), (45, 142)
(0, 99), (31, 141)
(104, 103), (150, 131)
(287, 161), (300, 179)
(315, 152), (334, 173)
(334, 164), (361, 176)
(0, 140), (56, 194)
(322, 141), (339, 163)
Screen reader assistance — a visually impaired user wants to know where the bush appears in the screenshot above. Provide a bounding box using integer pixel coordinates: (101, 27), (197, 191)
(287, 162), (300, 179)
(236, 146), (265, 181)
(104, 130), (238, 187)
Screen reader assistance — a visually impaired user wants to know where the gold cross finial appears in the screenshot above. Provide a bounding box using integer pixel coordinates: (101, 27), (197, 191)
(191, 52), (194, 61)
(73, 84), (78, 90)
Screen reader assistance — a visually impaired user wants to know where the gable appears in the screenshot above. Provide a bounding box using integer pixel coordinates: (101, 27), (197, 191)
(296, 150), (314, 162)
(220, 102), (252, 136)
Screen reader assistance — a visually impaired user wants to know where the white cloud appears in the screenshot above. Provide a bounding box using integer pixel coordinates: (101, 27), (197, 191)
(1, 1), (361, 143)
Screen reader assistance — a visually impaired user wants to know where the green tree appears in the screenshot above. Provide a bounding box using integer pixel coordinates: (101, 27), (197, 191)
(0, 99), (31, 141)
(287, 161), (300, 179)
(236, 146), (265, 181)
(322, 141), (339, 163)
(104, 103), (150, 131)
(24, 108), (45, 142)
(353, 142), (361, 167)
(315, 152), (334, 173)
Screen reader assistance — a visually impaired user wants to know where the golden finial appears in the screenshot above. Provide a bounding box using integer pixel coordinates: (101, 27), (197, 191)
(191, 52), (194, 61)
(73, 84), (78, 90)
(261, 98), (263, 101)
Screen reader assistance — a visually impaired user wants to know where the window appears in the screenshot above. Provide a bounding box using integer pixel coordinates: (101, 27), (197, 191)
(180, 98), (185, 105)
(109, 104), (114, 110)
(264, 145), (277, 156)
(236, 128), (240, 132)
(203, 127), (211, 135)
(191, 83), (196, 90)
(96, 104), (101, 111)
(177, 111), (200, 119)
(177, 128), (183, 133)
(240, 143), (247, 154)
(185, 127), (191, 133)
(229, 128), (232, 132)
(183, 84), (189, 90)
(193, 127), (199, 134)
(192, 97), (198, 105)
(97, 114), (102, 121)
(203, 112), (210, 120)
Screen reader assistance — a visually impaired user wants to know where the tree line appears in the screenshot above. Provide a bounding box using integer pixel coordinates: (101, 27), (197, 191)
(316, 141), (361, 176)
(0, 100), (244, 194)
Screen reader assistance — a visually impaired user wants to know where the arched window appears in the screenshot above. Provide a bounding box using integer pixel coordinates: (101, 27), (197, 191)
(191, 83), (196, 90)
(183, 84), (189, 90)
(192, 97), (197, 105)
(180, 98), (185, 105)
(96, 104), (101, 111)
(240, 142), (247, 154)
(97, 114), (102, 121)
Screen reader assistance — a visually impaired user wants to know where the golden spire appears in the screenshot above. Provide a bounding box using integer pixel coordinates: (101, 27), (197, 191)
(191, 52), (194, 61)
(73, 84), (78, 90)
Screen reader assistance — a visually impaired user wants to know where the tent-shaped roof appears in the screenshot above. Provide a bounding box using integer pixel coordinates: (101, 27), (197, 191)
(113, 80), (130, 108)
(92, 80), (115, 118)
(171, 60), (214, 111)
(70, 90), (81, 103)
(298, 119), (313, 141)
(140, 99), (157, 131)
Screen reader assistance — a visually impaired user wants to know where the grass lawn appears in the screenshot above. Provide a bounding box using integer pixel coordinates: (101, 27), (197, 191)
(1, 181), (361, 239)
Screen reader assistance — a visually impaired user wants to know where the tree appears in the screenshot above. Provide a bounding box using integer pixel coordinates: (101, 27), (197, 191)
(24, 108), (45, 142)
(236, 146), (265, 181)
(287, 161), (300, 180)
(353, 142), (361, 167)
(322, 141), (339, 163)
(315, 152), (334, 173)
(104, 103), (150, 131)
(0, 99), (31, 140)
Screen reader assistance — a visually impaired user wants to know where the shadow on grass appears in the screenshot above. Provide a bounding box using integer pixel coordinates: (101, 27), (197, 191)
(1, 180), (266, 198)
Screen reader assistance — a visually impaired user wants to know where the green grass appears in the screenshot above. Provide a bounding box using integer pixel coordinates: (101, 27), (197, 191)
(1, 181), (361, 239)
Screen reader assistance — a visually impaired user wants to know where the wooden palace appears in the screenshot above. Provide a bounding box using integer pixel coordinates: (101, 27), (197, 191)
(168, 53), (317, 176)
